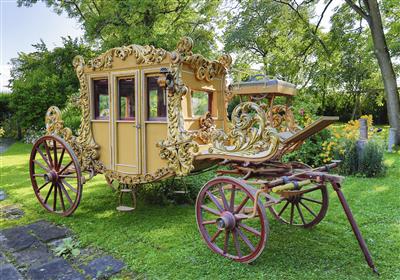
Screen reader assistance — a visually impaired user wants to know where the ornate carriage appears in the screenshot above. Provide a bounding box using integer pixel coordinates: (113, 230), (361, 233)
(29, 37), (377, 272)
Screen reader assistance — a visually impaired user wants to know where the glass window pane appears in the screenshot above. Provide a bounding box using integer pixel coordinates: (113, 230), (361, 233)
(118, 78), (135, 120)
(147, 76), (166, 120)
(93, 79), (109, 120)
(192, 91), (212, 117)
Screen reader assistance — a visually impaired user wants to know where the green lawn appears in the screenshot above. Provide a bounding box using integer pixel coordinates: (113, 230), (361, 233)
(1, 143), (399, 279)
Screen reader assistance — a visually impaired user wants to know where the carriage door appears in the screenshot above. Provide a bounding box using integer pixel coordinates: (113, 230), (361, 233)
(111, 71), (140, 174)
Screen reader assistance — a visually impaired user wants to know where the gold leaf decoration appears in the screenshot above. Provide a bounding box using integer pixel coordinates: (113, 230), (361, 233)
(209, 102), (280, 156)
(88, 44), (167, 70)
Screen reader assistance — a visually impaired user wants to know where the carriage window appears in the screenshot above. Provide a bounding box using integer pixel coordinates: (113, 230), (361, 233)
(192, 91), (212, 117)
(118, 77), (135, 120)
(147, 76), (167, 120)
(93, 79), (109, 120)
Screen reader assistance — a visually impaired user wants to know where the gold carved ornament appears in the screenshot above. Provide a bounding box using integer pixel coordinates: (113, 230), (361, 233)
(88, 44), (167, 70)
(190, 112), (216, 144)
(269, 105), (300, 133)
(209, 101), (280, 157)
(157, 37), (200, 176)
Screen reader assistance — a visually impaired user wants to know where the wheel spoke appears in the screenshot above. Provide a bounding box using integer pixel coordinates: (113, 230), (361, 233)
(59, 161), (73, 175)
(57, 148), (65, 170)
(234, 196), (250, 214)
(289, 203), (294, 225)
(299, 201), (316, 217)
(300, 185), (321, 195)
(35, 147), (52, 169)
(53, 140), (58, 171)
(201, 205), (220, 216)
(60, 179), (77, 193)
(38, 181), (50, 191)
(232, 229), (242, 257)
(44, 183), (54, 204)
(53, 182), (57, 211)
(202, 220), (217, 225)
(278, 200), (290, 216)
(229, 185), (236, 212)
(58, 182), (73, 205)
(33, 174), (46, 177)
(210, 229), (223, 243)
(59, 174), (78, 178)
(43, 141), (54, 168)
(33, 160), (50, 172)
(296, 203), (306, 225)
(206, 191), (224, 212)
(301, 197), (323, 205)
(57, 184), (66, 212)
(223, 230), (230, 254)
(237, 228), (255, 251)
(238, 223), (261, 237)
(218, 186), (229, 210)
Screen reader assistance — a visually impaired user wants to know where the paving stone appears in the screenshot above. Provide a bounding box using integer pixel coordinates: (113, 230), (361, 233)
(26, 220), (69, 242)
(0, 263), (23, 280)
(0, 226), (38, 252)
(27, 258), (85, 280)
(0, 251), (8, 265)
(81, 255), (125, 279)
(0, 189), (6, 201)
(0, 205), (25, 220)
(12, 243), (55, 268)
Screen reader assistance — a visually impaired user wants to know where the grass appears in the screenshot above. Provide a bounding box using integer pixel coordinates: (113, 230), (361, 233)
(1, 142), (399, 279)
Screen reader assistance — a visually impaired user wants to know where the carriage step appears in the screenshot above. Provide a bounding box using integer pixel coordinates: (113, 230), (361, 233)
(116, 206), (135, 212)
(120, 188), (133, 193)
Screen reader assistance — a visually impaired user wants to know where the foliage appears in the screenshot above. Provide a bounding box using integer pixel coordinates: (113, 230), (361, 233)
(0, 94), (15, 138)
(321, 116), (386, 177)
(23, 126), (46, 144)
(18, 0), (221, 57)
(61, 91), (82, 134)
(9, 37), (93, 134)
(53, 237), (81, 259)
(1, 143), (400, 279)
(0, 127), (4, 138)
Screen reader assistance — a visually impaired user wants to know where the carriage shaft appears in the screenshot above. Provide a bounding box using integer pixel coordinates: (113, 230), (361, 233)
(332, 182), (378, 274)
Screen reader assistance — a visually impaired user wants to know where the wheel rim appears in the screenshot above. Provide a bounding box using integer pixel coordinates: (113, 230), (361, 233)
(268, 184), (328, 228)
(196, 177), (269, 263)
(29, 135), (82, 216)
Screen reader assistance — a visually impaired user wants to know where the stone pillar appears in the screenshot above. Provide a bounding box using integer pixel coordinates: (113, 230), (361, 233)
(388, 128), (397, 152)
(357, 118), (368, 156)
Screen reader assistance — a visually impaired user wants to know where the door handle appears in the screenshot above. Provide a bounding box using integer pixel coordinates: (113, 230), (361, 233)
(134, 124), (141, 129)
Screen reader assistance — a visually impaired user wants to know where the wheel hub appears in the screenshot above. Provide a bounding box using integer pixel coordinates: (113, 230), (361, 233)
(44, 170), (58, 183)
(216, 211), (236, 230)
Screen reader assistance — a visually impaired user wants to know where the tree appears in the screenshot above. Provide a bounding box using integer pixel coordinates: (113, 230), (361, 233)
(343, 0), (400, 144)
(17, 0), (221, 56)
(9, 37), (93, 132)
(224, 0), (323, 86)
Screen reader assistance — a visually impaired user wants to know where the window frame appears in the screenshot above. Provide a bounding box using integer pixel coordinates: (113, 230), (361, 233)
(92, 78), (110, 121)
(190, 90), (213, 118)
(145, 74), (167, 122)
(117, 76), (136, 121)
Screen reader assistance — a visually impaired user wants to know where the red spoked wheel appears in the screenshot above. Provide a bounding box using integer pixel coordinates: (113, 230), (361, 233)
(268, 184), (328, 228)
(196, 177), (269, 263)
(29, 135), (82, 216)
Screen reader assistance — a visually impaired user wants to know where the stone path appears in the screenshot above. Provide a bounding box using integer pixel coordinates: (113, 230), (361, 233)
(0, 220), (126, 280)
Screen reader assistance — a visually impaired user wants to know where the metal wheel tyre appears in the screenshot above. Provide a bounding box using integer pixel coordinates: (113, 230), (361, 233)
(196, 177), (269, 263)
(268, 184), (328, 228)
(29, 135), (82, 216)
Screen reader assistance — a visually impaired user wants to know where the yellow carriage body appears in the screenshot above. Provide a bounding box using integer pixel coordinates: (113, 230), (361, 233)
(59, 37), (232, 185)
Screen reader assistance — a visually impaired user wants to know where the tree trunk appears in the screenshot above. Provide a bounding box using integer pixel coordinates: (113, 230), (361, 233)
(367, 0), (400, 144)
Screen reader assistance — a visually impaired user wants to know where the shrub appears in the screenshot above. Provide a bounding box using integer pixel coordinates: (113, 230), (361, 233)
(23, 126), (46, 144)
(62, 92), (82, 134)
(358, 140), (385, 177)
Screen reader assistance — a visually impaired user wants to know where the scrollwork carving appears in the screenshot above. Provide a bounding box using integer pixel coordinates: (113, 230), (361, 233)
(269, 105), (300, 133)
(209, 102), (280, 156)
(88, 44), (167, 70)
(191, 112), (216, 144)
